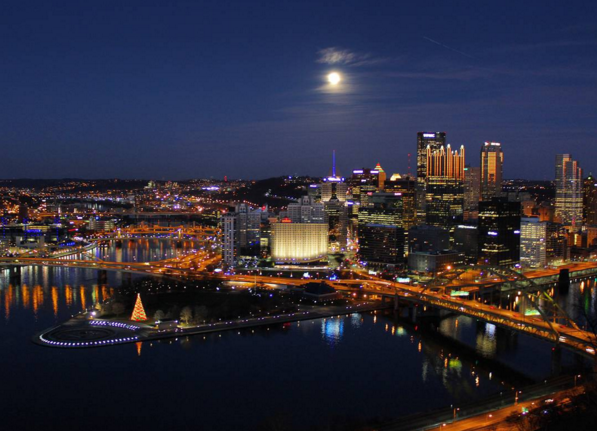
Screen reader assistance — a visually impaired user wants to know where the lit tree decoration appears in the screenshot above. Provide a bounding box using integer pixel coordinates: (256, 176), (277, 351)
(130, 293), (147, 321)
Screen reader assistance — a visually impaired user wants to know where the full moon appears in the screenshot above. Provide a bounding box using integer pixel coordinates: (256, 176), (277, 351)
(327, 72), (341, 85)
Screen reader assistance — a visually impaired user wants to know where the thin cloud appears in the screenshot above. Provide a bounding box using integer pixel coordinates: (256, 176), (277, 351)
(316, 47), (384, 66)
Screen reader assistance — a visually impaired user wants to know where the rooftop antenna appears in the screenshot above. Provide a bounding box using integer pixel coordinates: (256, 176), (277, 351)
(332, 150), (336, 177)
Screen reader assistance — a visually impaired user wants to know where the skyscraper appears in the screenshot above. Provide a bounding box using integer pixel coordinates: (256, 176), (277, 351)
(478, 198), (521, 266)
(222, 213), (237, 267)
(347, 168), (380, 209)
(384, 176), (416, 230)
(480, 142), (504, 201)
(321, 150), (347, 202)
(520, 217), (547, 268)
(374, 162), (386, 190)
(416, 132), (446, 222)
(463, 165), (481, 221)
(417, 132), (446, 182)
(555, 154), (582, 225)
(321, 151), (348, 249)
(425, 144), (465, 233)
(583, 174), (597, 225)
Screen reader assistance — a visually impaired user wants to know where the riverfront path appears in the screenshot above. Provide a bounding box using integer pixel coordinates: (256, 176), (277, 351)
(34, 301), (387, 349)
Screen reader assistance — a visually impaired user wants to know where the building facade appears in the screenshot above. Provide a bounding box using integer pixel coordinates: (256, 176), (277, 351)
(520, 217), (547, 268)
(463, 165), (481, 221)
(583, 174), (597, 225)
(555, 154), (582, 225)
(416, 132), (447, 222)
(478, 198), (521, 266)
(271, 221), (328, 263)
(480, 142), (504, 201)
(425, 144), (465, 233)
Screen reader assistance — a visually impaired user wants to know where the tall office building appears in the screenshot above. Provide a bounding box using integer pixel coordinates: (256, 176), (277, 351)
(222, 213), (237, 267)
(357, 193), (407, 266)
(425, 144), (465, 232)
(347, 168), (380, 209)
(358, 225), (404, 266)
(221, 203), (266, 267)
(321, 152), (348, 248)
(325, 196), (348, 249)
(555, 154), (583, 225)
(235, 203), (262, 253)
(480, 142), (504, 201)
(546, 223), (568, 262)
(583, 174), (597, 225)
(374, 163), (386, 190)
(384, 176), (416, 230)
(417, 132), (447, 182)
(520, 217), (547, 268)
(416, 132), (446, 222)
(478, 198), (521, 266)
(321, 151), (347, 202)
(463, 165), (481, 221)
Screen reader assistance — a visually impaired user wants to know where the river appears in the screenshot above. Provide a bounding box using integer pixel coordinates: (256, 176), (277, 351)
(0, 239), (594, 431)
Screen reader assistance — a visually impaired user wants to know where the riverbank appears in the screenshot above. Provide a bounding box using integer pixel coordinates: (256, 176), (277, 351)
(33, 300), (389, 349)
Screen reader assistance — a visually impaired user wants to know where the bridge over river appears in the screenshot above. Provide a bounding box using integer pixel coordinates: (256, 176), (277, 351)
(3, 254), (597, 357)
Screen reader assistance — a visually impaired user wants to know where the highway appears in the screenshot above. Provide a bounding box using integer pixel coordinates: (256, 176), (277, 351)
(5, 254), (596, 357)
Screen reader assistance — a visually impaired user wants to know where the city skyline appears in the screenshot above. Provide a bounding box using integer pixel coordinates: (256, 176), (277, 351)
(2, 1), (597, 180)
(2, 3), (597, 431)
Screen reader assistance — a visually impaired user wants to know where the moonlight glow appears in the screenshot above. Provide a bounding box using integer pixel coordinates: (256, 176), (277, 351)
(327, 72), (341, 85)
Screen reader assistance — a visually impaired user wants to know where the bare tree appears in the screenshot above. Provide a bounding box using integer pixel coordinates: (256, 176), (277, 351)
(153, 309), (165, 321)
(180, 306), (193, 325)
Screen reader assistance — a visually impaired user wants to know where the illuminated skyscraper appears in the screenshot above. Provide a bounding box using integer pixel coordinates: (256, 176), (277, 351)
(417, 132), (446, 182)
(384, 176), (416, 230)
(520, 217), (547, 268)
(425, 144), (465, 232)
(374, 162), (386, 189)
(555, 154), (582, 225)
(480, 142), (504, 201)
(347, 168), (380, 209)
(321, 151), (348, 248)
(416, 132), (446, 222)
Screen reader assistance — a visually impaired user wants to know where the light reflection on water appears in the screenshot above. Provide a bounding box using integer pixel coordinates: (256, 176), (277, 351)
(321, 317), (344, 344)
(0, 238), (594, 430)
(0, 239), (200, 322)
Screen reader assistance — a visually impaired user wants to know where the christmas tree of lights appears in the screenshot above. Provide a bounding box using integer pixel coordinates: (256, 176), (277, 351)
(130, 293), (147, 321)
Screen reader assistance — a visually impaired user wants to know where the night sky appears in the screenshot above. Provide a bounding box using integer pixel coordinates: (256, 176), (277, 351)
(2, 1), (596, 180)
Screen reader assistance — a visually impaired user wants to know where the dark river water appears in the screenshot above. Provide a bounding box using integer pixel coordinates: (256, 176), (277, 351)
(0, 239), (594, 431)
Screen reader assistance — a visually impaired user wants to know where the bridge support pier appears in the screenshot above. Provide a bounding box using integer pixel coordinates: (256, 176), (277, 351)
(98, 270), (108, 285)
(557, 269), (570, 295)
(8, 266), (21, 283)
